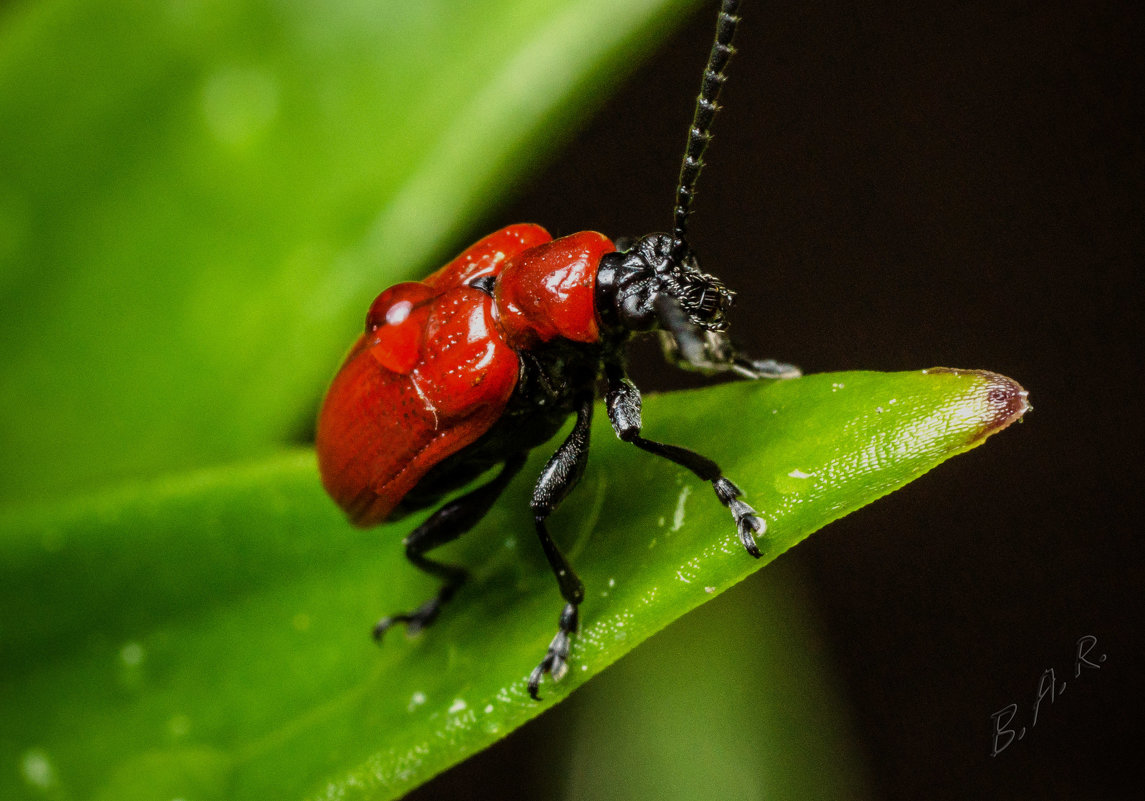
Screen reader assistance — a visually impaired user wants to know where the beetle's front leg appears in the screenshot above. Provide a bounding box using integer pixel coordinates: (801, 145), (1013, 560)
(657, 329), (801, 379)
(605, 362), (767, 556)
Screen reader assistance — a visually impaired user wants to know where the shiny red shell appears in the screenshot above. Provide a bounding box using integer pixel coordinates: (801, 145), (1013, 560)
(316, 224), (615, 527)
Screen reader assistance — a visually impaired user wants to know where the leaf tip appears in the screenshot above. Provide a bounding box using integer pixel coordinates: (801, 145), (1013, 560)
(925, 367), (1031, 443)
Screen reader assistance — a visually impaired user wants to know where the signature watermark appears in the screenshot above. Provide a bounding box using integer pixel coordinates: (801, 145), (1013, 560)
(989, 634), (1106, 757)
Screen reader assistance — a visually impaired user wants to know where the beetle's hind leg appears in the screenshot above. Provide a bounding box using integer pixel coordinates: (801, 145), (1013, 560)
(373, 453), (526, 641)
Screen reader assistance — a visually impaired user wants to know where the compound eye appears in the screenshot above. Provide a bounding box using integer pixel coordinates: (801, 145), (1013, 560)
(620, 291), (657, 331)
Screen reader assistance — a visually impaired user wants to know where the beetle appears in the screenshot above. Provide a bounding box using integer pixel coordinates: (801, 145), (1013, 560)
(316, 0), (798, 700)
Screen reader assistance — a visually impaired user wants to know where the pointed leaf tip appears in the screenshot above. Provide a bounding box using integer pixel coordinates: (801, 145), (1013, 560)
(924, 367), (1030, 444)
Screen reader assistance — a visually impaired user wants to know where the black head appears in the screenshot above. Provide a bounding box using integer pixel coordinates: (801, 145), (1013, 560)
(595, 234), (735, 336)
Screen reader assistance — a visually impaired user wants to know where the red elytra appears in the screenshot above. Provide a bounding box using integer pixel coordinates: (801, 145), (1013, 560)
(316, 224), (613, 527)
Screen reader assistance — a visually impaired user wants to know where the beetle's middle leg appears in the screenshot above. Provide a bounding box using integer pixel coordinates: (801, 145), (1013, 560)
(527, 396), (593, 700)
(373, 452), (526, 641)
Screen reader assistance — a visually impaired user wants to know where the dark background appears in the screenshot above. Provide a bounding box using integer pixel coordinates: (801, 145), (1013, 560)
(417, 1), (1142, 798)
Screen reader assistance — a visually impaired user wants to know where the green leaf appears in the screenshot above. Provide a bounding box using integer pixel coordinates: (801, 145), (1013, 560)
(0, 0), (699, 503)
(0, 368), (1027, 801)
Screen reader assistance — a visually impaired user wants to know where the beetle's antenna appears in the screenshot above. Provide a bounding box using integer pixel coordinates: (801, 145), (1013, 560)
(672, 0), (742, 246)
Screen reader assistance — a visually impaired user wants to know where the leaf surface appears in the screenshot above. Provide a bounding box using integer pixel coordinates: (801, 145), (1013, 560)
(0, 369), (1028, 800)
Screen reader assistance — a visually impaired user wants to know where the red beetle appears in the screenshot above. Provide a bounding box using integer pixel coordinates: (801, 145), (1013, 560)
(317, 0), (798, 699)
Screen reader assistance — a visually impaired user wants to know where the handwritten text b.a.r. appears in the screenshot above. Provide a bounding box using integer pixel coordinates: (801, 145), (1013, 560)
(989, 634), (1106, 757)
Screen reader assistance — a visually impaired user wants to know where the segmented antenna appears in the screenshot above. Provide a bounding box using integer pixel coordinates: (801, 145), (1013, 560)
(672, 0), (742, 244)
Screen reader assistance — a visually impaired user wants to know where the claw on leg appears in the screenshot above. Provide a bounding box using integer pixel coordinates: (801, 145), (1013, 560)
(528, 603), (579, 700)
(732, 500), (766, 557)
(713, 477), (766, 557)
(372, 597), (443, 642)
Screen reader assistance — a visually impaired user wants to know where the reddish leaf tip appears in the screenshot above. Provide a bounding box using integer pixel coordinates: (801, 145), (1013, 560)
(925, 367), (1031, 441)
